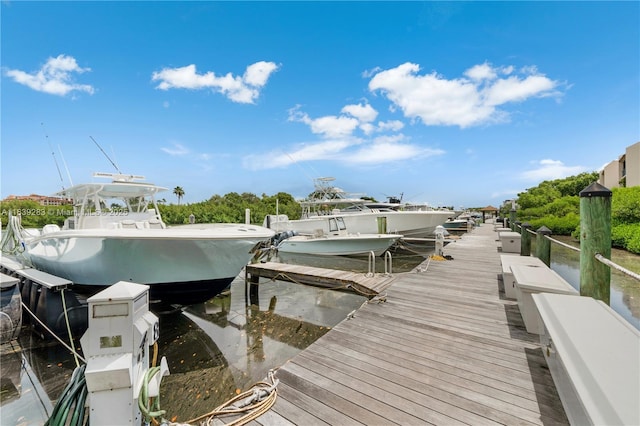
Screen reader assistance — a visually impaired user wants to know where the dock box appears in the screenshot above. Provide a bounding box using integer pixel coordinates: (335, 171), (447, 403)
(511, 264), (578, 334)
(499, 231), (521, 253)
(533, 293), (640, 426)
(499, 254), (546, 299)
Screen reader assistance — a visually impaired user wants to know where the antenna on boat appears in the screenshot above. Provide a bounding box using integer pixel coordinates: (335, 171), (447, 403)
(58, 146), (74, 186)
(41, 122), (65, 190)
(90, 135), (122, 174)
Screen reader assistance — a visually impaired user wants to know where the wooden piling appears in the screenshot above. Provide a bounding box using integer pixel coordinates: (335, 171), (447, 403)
(520, 222), (532, 256)
(536, 226), (553, 267)
(579, 182), (612, 304)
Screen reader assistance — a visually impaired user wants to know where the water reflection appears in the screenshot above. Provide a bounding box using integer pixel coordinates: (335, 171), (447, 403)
(158, 276), (368, 422)
(549, 236), (640, 330)
(15, 236), (639, 423)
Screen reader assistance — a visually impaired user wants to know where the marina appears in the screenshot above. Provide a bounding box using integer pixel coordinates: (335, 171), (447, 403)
(245, 221), (570, 425)
(1, 219), (639, 424)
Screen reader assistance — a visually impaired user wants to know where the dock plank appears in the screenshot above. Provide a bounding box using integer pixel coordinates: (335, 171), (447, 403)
(245, 262), (396, 296)
(252, 223), (568, 425)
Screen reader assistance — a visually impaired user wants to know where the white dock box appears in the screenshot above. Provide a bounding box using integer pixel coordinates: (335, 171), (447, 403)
(499, 231), (521, 253)
(511, 264), (578, 334)
(533, 293), (640, 426)
(500, 254), (546, 299)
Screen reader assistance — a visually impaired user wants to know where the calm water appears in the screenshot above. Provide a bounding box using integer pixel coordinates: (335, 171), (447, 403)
(542, 236), (640, 330)
(3, 237), (638, 424)
(1, 244), (430, 425)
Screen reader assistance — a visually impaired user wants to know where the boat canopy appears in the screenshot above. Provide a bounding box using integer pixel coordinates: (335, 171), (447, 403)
(54, 172), (168, 199)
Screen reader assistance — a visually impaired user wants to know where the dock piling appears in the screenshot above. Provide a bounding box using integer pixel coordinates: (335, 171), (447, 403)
(579, 182), (612, 304)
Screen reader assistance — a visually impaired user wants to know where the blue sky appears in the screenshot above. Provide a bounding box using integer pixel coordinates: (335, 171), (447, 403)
(2, 1), (638, 209)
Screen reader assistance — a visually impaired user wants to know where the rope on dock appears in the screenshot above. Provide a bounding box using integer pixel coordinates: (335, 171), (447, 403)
(177, 369), (279, 426)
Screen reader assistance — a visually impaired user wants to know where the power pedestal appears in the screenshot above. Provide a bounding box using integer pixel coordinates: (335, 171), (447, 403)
(80, 281), (169, 425)
(434, 225), (446, 256)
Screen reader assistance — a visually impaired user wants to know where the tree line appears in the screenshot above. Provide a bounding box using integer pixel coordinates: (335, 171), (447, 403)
(3, 173), (638, 254)
(500, 172), (640, 254)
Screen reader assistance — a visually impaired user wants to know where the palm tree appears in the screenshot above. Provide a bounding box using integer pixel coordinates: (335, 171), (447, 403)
(173, 186), (185, 205)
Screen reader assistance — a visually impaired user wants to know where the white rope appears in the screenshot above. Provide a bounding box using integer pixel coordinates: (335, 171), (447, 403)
(60, 288), (81, 368)
(21, 301), (86, 363)
(595, 253), (640, 281)
(545, 234), (581, 252)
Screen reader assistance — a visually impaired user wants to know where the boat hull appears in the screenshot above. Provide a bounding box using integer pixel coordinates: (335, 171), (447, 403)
(277, 234), (400, 256)
(443, 219), (469, 230)
(24, 224), (274, 304)
(271, 211), (453, 238)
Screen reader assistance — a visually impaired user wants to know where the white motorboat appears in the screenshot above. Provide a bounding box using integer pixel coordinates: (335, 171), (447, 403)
(7, 172), (275, 305)
(266, 177), (455, 238)
(271, 216), (401, 256)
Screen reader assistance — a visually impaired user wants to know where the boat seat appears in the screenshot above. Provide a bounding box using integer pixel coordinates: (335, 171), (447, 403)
(147, 219), (164, 229)
(120, 220), (137, 229)
(42, 224), (60, 234)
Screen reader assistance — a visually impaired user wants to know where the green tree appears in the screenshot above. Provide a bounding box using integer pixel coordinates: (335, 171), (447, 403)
(173, 186), (185, 205)
(515, 172), (639, 253)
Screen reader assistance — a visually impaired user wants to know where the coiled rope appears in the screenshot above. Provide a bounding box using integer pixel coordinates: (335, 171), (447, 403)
(0, 213), (27, 255)
(182, 369), (279, 426)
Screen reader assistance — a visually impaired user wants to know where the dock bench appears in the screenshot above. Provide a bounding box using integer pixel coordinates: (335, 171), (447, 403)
(533, 293), (640, 426)
(511, 264), (578, 334)
(499, 231), (521, 253)
(500, 254), (547, 299)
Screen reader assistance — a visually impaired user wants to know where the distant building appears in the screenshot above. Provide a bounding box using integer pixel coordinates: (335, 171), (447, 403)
(3, 194), (72, 206)
(598, 141), (640, 188)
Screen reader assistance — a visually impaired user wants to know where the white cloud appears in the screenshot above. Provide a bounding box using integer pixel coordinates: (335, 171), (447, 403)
(464, 62), (498, 81)
(161, 143), (190, 156)
(243, 61), (279, 87)
(484, 75), (557, 106)
(243, 139), (356, 170)
(368, 61), (563, 128)
(520, 159), (587, 181)
(261, 97), (440, 171)
(341, 102), (378, 123)
(343, 142), (444, 165)
(151, 61), (279, 104)
(288, 106), (360, 139)
(243, 132), (445, 171)
(4, 54), (95, 97)
(377, 120), (404, 132)
(288, 103), (406, 139)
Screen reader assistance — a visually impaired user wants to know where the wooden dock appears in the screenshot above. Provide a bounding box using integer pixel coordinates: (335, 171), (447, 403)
(246, 262), (397, 296)
(250, 223), (568, 425)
